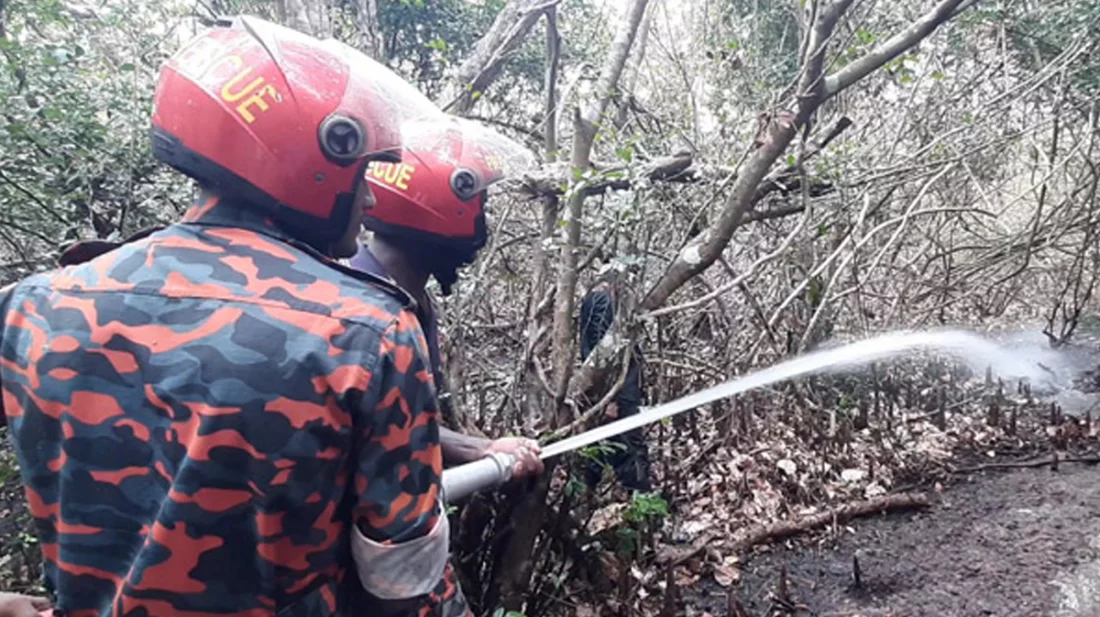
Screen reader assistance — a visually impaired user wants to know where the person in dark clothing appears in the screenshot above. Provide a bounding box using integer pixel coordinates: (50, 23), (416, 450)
(349, 116), (545, 484)
(578, 270), (652, 493)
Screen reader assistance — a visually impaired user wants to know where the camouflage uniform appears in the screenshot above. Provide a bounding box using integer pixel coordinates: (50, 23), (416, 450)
(0, 197), (460, 617)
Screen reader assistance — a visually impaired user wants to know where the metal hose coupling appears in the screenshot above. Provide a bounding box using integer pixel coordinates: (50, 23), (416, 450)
(440, 451), (517, 504)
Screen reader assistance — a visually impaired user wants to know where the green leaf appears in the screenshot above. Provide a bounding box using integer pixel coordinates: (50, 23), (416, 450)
(120, 63), (136, 72)
(565, 475), (586, 497)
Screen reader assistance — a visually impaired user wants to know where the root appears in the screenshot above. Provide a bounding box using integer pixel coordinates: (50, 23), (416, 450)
(663, 492), (932, 566)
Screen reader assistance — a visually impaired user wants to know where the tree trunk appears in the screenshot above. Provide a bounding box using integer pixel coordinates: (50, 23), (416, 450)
(446, 0), (550, 115)
(354, 0), (384, 59)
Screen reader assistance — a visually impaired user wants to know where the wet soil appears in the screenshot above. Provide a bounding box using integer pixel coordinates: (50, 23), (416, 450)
(691, 460), (1100, 617)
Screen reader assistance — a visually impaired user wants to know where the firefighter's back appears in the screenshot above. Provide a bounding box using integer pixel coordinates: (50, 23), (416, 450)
(0, 217), (418, 617)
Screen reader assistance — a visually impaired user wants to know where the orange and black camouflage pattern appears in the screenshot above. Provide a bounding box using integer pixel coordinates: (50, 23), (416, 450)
(0, 198), (461, 617)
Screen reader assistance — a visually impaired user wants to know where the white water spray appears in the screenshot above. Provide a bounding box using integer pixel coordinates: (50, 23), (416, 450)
(540, 329), (1065, 459)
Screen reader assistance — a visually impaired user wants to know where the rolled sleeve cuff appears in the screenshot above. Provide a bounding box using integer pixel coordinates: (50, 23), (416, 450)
(351, 504), (450, 600)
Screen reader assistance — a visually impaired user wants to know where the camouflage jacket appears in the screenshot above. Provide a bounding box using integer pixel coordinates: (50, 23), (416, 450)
(0, 198), (459, 617)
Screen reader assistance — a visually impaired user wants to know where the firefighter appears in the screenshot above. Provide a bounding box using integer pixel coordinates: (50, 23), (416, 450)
(349, 118), (544, 482)
(0, 16), (470, 617)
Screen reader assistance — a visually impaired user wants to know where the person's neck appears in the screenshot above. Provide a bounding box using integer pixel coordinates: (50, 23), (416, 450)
(366, 234), (431, 302)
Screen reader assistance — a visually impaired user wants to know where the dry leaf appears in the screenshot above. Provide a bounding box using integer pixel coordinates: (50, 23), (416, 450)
(675, 570), (701, 586)
(777, 459), (797, 476)
(841, 468), (866, 483)
(712, 564), (739, 587)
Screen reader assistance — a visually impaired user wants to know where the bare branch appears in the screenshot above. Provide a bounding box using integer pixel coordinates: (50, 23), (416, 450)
(825, 0), (972, 97)
(580, 0), (652, 130)
(354, 0), (384, 59)
(445, 0), (559, 115)
(640, 0), (968, 312)
(544, 6), (561, 160)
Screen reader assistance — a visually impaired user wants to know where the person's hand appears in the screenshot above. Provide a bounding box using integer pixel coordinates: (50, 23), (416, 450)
(484, 437), (544, 479)
(604, 401), (620, 420)
(0, 592), (51, 617)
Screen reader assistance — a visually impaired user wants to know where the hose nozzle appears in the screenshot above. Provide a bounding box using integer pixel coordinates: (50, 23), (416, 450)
(440, 451), (517, 504)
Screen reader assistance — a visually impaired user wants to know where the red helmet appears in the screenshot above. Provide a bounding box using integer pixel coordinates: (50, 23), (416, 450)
(151, 16), (441, 245)
(362, 116), (536, 252)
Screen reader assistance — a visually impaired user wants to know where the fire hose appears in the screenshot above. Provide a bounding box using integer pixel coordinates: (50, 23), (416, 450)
(438, 369), (751, 503)
(439, 329), (1044, 503)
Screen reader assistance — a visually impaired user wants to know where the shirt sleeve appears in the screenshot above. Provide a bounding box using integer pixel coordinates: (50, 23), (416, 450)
(350, 309), (449, 600)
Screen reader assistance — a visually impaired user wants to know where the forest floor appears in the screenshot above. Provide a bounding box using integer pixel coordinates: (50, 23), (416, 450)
(678, 327), (1100, 617)
(687, 452), (1100, 617)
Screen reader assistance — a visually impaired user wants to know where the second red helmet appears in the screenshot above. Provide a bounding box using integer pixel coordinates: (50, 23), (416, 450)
(362, 116), (536, 252)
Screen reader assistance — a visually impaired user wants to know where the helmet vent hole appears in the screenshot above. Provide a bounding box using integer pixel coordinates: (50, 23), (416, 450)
(319, 115), (366, 165)
(451, 169), (478, 201)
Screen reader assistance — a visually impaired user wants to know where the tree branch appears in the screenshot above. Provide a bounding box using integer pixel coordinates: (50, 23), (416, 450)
(544, 5), (561, 160)
(354, 0), (384, 59)
(825, 0), (972, 96)
(640, 0), (968, 312)
(445, 0), (559, 115)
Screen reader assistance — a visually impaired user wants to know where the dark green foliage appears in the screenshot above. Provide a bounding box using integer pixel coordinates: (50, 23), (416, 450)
(0, 0), (190, 282)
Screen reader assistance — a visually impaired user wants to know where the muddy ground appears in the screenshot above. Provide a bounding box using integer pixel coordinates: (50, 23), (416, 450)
(5, 448), (1099, 616)
(687, 459), (1100, 617)
(682, 328), (1100, 617)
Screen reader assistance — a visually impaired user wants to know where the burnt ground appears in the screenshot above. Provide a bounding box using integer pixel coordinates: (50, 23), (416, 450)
(688, 460), (1100, 617)
(682, 328), (1100, 617)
